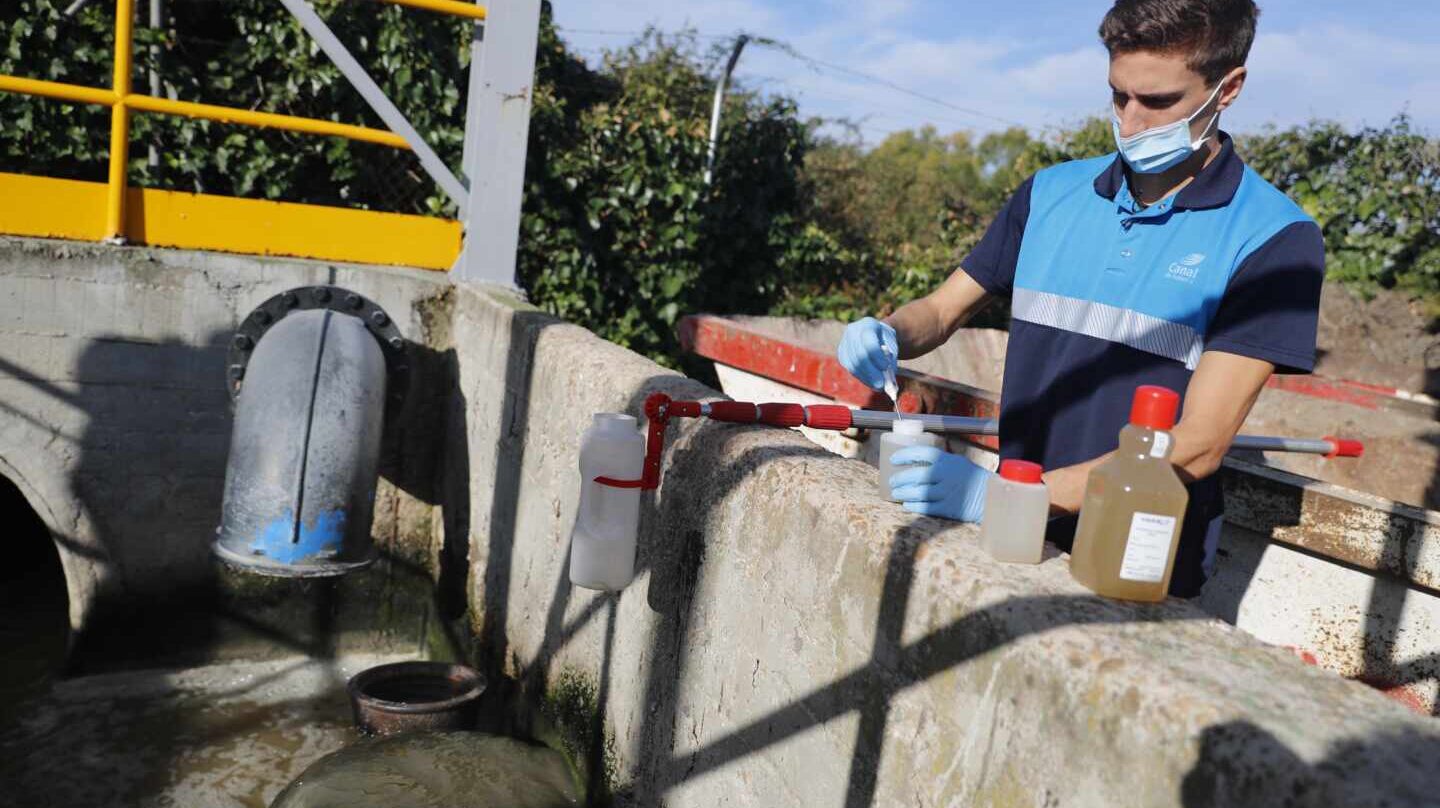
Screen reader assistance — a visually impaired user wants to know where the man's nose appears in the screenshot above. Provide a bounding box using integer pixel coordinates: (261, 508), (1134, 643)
(1115, 104), (1147, 139)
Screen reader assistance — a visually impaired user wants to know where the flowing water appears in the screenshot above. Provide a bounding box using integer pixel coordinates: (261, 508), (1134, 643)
(0, 655), (581, 807)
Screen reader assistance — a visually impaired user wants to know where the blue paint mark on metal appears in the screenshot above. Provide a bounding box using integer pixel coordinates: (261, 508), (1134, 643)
(250, 509), (348, 565)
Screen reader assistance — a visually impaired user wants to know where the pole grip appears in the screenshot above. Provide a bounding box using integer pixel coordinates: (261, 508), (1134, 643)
(709, 401), (759, 423)
(804, 405), (854, 431)
(1324, 436), (1365, 459)
(759, 403), (805, 427)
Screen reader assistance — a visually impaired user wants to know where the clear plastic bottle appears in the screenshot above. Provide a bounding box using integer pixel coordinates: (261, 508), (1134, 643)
(569, 413), (645, 591)
(879, 418), (944, 501)
(981, 459), (1049, 564)
(1069, 386), (1190, 602)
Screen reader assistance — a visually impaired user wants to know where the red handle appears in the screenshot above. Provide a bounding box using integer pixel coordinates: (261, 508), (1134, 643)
(759, 403), (805, 428)
(805, 405), (853, 431)
(1325, 436), (1365, 459)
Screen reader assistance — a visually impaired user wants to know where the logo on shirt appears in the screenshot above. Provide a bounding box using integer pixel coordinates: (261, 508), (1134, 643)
(1166, 252), (1206, 283)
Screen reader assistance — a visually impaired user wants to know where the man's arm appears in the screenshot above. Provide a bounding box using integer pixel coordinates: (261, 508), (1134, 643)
(883, 269), (992, 359)
(884, 175), (1034, 360)
(1042, 350), (1274, 513)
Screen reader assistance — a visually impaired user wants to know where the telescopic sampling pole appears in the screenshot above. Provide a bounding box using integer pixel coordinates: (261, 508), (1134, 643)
(594, 394), (1364, 491)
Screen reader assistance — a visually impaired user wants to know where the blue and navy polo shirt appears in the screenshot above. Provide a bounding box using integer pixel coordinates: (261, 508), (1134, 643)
(961, 133), (1325, 597)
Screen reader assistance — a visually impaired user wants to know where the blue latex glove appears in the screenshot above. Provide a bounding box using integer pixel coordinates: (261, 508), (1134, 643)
(889, 445), (994, 522)
(837, 317), (899, 392)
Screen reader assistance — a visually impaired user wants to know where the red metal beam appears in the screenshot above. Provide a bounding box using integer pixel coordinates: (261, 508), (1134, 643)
(1264, 375), (1438, 420)
(679, 315), (1001, 450)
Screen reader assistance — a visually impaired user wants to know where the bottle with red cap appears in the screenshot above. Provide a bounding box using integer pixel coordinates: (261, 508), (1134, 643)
(1069, 385), (1190, 602)
(980, 458), (1049, 564)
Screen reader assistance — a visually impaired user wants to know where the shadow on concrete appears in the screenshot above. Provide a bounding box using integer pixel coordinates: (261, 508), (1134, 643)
(1179, 720), (1440, 806)
(473, 308), (562, 679)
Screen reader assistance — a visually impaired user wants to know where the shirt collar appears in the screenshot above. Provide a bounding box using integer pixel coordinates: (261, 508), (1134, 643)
(1093, 132), (1243, 211)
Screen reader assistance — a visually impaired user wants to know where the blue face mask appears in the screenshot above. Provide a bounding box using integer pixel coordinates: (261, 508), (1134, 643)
(1111, 82), (1224, 174)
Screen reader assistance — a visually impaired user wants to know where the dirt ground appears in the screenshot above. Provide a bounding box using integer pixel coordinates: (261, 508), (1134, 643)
(1314, 282), (1440, 396)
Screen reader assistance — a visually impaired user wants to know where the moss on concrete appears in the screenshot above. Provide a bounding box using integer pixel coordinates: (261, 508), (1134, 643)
(536, 667), (617, 806)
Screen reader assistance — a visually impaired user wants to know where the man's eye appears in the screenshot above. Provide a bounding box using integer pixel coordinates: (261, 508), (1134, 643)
(1112, 92), (1128, 108)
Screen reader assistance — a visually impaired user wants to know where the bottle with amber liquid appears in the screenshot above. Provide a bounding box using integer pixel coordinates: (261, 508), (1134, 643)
(1070, 385), (1189, 602)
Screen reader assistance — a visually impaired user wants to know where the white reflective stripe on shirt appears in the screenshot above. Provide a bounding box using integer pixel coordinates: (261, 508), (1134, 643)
(1012, 288), (1205, 370)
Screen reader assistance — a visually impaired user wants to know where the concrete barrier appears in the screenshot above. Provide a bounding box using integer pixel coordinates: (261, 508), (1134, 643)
(447, 282), (1440, 806)
(2, 237), (1437, 805)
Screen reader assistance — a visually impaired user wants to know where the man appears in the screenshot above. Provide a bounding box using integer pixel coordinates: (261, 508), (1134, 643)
(837, 0), (1324, 598)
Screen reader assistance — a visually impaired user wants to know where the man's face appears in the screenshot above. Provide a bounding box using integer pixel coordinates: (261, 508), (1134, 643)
(1109, 50), (1224, 140)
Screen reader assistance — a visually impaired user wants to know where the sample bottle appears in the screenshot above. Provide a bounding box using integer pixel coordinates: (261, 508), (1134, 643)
(980, 459), (1048, 564)
(879, 418), (944, 502)
(569, 413), (645, 591)
(1069, 386), (1189, 602)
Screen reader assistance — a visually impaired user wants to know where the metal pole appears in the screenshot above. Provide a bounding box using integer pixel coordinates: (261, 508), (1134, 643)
(704, 34), (748, 186)
(147, 0), (162, 169)
(276, 0), (469, 209)
(848, 409), (1357, 457)
(454, 0), (543, 287)
(104, 0), (136, 243)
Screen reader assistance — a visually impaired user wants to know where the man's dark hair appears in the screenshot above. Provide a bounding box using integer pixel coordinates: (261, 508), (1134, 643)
(1100, 0), (1260, 84)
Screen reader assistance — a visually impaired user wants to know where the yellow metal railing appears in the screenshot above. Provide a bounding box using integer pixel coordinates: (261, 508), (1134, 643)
(0, 0), (488, 268)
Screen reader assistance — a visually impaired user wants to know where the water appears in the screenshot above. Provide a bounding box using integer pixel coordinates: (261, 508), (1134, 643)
(271, 732), (580, 808)
(0, 655), (581, 807)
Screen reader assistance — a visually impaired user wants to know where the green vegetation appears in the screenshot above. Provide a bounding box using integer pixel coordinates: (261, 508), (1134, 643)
(3, 2), (1437, 361)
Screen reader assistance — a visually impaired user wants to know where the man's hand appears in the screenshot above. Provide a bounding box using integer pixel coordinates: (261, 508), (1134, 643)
(888, 445), (994, 522)
(838, 317), (899, 392)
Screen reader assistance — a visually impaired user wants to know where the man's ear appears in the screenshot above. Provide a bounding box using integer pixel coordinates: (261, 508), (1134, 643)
(1216, 67), (1247, 113)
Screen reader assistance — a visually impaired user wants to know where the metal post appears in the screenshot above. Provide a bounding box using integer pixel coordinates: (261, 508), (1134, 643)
(453, 0), (542, 287)
(277, 0), (469, 209)
(147, 0), (162, 168)
(105, 0), (136, 243)
(704, 35), (749, 186)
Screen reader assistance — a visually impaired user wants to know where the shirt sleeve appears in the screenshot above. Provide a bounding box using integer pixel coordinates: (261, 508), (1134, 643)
(958, 175), (1034, 298)
(1203, 220), (1326, 374)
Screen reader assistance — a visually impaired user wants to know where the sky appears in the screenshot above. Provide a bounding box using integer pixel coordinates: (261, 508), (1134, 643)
(548, 0), (1440, 144)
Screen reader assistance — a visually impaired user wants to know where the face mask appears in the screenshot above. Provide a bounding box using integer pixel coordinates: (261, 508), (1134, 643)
(1111, 81), (1224, 174)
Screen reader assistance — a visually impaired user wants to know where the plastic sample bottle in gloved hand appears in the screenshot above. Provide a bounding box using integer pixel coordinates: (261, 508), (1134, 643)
(887, 445), (994, 522)
(878, 419), (943, 501)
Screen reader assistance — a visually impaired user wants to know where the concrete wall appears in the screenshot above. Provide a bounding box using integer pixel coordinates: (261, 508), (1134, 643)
(450, 285), (1440, 806)
(0, 237), (448, 650)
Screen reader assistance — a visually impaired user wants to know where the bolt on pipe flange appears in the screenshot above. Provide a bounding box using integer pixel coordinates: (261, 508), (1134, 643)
(226, 285), (410, 416)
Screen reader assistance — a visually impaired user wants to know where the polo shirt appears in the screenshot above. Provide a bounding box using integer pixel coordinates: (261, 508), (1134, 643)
(961, 133), (1325, 597)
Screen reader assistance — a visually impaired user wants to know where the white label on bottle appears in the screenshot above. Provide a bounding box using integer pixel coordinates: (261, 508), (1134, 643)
(1119, 512), (1178, 582)
(1150, 431), (1171, 458)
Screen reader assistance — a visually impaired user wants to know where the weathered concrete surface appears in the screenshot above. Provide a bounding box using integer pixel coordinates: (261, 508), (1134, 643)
(452, 287), (1440, 806)
(0, 654), (411, 808)
(714, 361), (1440, 715)
(0, 236), (448, 638)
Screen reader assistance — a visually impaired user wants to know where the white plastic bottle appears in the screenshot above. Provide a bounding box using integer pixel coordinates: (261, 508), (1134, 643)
(981, 459), (1049, 564)
(569, 413), (645, 591)
(878, 418), (944, 502)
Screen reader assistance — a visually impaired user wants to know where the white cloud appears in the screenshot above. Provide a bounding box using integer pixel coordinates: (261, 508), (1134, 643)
(549, 7), (1440, 142)
(1234, 25), (1440, 132)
